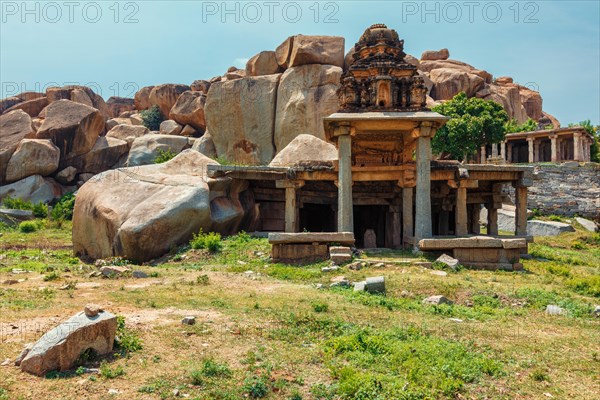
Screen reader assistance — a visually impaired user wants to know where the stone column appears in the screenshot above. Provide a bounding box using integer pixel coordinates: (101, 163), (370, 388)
(500, 141), (506, 161)
(491, 143), (498, 157)
(455, 186), (468, 236)
(573, 132), (581, 161)
(337, 132), (353, 232)
(507, 143), (513, 163)
(470, 205), (481, 234)
(480, 145), (486, 164)
(527, 138), (534, 163)
(515, 186), (528, 236)
(414, 124), (433, 244)
(550, 135), (558, 162)
(487, 205), (498, 236)
(402, 187), (414, 248)
(390, 205), (402, 248)
(533, 141), (540, 162)
(585, 138), (591, 161)
(276, 180), (304, 233)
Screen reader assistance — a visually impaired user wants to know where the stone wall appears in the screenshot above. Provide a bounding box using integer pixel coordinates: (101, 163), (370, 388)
(506, 162), (600, 220)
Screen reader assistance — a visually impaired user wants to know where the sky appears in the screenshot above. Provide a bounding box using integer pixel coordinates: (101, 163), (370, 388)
(1, 0), (599, 125)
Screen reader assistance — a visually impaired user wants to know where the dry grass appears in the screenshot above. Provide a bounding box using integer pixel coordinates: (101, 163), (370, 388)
(0, 223), (599, 399)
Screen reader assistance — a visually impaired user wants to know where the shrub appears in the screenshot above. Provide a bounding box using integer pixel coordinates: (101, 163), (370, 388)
(51, 192), (75, 221)
(140, 105), (164, 131)
(312, 302), (329, 313)
(2, 196), (47, 218)
(43, 271), (60, 281)
(154, 148), (177, 164)
(19, 221), (37, 233)
(99, 361), (125, 379)
(242, 376), (269, 398)
(190, 229), (222, 252)
(114, 315), (143, 354)
(201, 358), (232, 378)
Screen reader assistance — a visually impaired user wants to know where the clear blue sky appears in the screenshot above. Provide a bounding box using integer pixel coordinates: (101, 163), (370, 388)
(1, 1), (599, 125)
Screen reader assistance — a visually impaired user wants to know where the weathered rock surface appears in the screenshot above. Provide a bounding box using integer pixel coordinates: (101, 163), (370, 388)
(206, 74), (280, 165)
(354, 276), (385, 294)
(435, 254), (459, 270)
(527, 220), (575, 237)
(46, 86), (110, 119)
(148, 84), (190, 117)
(575, 217), (598, 232)
(134, 86), (154, 110)
(191, 132), (217, 159)
(106, 124), (149, 146)
(190, 80), (211, 93)
(159, 119), (183, 136)
(169, 91), (206, 131)
(73, 150), (253, 262)
(422, 295), (453, 305)
(0, 208), (35, 226)
(5, 139), (60, 182)
(4, 96), (49, 117)
(68, 136), (129, 174)
(421, 48), (449, 61)
(0, 110), (36, 183)
(429, 67), (485, 99)
(274, 64), (341, 152)
(0, 175), (64, 204)
(20, 309), (117, 376)
(270, 134), (337, 167)
(0, 96), (23, 114)
(246, 51), (281, 76)
(36, 100), (105, 162)
(55, 166), (78, 184)
(126, 134), (191, 166)
(276, 35), (345, 68)
(106, 97), (135, 118)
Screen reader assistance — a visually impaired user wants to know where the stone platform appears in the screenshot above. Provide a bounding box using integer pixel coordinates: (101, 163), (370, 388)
(418, 236), (528, 271)
(268, 232), (355, 264)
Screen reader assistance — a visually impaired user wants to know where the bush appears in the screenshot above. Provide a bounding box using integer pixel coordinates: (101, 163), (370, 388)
(19, 221), (37, 233)
(114, 315), (143, 354)
(154, 148), (177, 164)
(51, 192), (75, 221)
(2, 196), (47, 218)
(312, 302), (329, 313)
(99, 361), (125, 379)
(140, 105), (164, 131)
(190, 229), (222, 252)
(242, 376), (269, 398)
(201, 358), (232, 378)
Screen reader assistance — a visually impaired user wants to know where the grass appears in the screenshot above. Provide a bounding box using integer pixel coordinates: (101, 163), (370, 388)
(0, 222), (599, 399)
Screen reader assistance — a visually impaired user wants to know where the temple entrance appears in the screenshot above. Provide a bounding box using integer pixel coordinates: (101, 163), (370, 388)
(353, 205), (387, 248)
(299, 203), (335, 233)
(511, 140), (529, 163)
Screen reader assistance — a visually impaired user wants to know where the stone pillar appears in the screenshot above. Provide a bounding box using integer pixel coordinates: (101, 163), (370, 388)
(507, 143), (513, 163)
(585, 138), (591, 161)
(470, 205), (481, 234)
(487, 205), (498, 236)
(402, 187), (414, 248)
(337, 132), (353, 232)
(515, 186), (528, 236)
(276, 180), (305, 233)
(480, 145), (486, 164)
(390, 205), (402, 248)
(527, 138), (534, 163)
(533, 142), (540, 162)
(414, 125), (433, 244)
(500, 141), (506, 161)
(550, 135), (558, 162)
(491, 143), (498, 157)
(573, 132), (581, 161)
(455, 186), (468, 236)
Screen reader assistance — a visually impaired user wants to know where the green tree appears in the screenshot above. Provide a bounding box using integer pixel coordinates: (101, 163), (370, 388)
(432, 92), (509, 161)
(504, 118), (538, 134)
(568, 120), (599, 162)
(140, 105), (164, 131)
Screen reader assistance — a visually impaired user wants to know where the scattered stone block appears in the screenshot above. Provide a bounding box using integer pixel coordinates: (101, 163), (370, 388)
(527, 220), (575, 237)
(347, 261), (366, 270)
(0, 208), (35, 226)
(430, 270), (448, 277)
(593, 305), (600, 317)
(353, 281), (366, 292)
(435, 253), (459, 270)
(84, 304), (102, 317)
(329, 275), (350, 288)
(321, 266), (340, 273)
(132, 270), (148, 279)
(575, 217), (598, 232)
(422, 295), (453, 306)
(99, 266), (131, 277)
(181, 316), (196, 325)
(545, 305), (567, 316)
(329, 246), (352, 264)
(20, 308), (117, 376)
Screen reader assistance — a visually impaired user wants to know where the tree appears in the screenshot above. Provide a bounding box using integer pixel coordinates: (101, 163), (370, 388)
(504, 118), (538, 134)
(432, 92), (509, 161)
(568, 120), (600, 163)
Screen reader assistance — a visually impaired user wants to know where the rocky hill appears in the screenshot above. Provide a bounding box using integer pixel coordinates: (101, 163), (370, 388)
(1, 34), (559, 205)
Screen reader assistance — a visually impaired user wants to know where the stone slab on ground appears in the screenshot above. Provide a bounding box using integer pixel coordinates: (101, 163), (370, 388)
(527, 220), (575, 237)
(20, 309), (117, 376)
(422, 295), (453, 305)
(435, 254), (459, 269)
(0, 208), (35, 226)
(575, 217), (598, 232)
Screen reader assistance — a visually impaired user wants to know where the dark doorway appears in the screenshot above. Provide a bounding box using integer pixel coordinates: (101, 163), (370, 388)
(353, 205), (387, 248)
(299, 203), (335, 232)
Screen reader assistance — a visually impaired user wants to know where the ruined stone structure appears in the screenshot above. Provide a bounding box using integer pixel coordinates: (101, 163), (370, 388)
(480, 126), (594, 164)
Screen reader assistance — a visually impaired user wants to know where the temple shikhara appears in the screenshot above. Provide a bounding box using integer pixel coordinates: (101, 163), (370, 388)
(209, 24), (533, 270)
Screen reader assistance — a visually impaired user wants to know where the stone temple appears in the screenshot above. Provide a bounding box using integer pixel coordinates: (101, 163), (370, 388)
(208, 25), (533, 270)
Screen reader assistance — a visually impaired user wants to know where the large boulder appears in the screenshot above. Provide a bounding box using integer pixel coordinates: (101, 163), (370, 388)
(148, 84), (190, 117)
(275, 35), (345, 69)
(0, 96), (23, 114)
(246, 51), (281, 76)
(5, 139), (60, 182)
(4, 96), (49, 117)
(68, 137), (129, 173)
(270, 134), (337, 166)
(274, 64), (341, 152)
(205, 74), (280, 165)
(421, 48), (450, 61)
(481, 83), (529, 123)
(46, 86), (110, 119)
(191, 132), (217, 159)
(518, 86), (543, 121)
(20, 309), (117, 376)
(73, 150), (252, 262)
(159, 119), (183, 135)
(0, 110), (35, 183)
(106, 97), (135, 118)
(0, 175), (65, 204)
(428, 67), (485, 100)
(36, 100), (105, 163)
(527, 220), (575, 237)
(134, 86), (154, 110)
(126, 134), (191, 166)
(106, 124), (149, 147)
(190, 80), (211, 93)
(169, 91), (207, 131)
